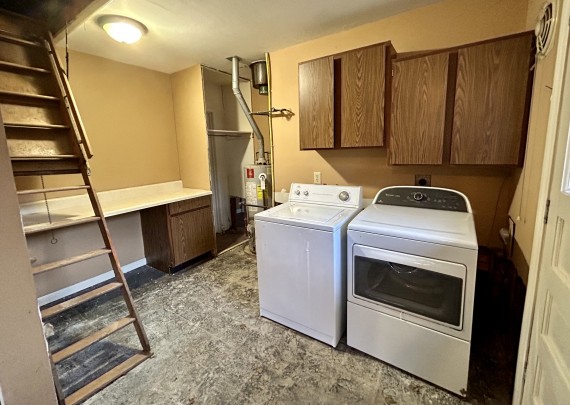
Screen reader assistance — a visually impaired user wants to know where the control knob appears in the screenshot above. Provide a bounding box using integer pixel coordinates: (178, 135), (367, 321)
(294, 189), (300, 196)
(338, 191), (350, 202)
(413, 192), (424, 201)
(303, 190), (309, 196)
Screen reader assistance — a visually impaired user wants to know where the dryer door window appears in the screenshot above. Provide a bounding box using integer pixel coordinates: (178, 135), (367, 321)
(352, 246), (466, 328)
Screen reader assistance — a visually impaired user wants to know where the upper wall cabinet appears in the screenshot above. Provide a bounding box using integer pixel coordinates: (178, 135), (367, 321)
(299, 57), (334, 149)
(299, 43), (392, 150)
(451, 34), (534, 165)
(390, 53), (450, 164)
(340, 45), (387, 148)
(389, 31), (534, 166)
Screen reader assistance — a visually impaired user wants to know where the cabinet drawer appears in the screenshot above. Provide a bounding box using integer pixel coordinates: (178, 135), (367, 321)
(169, 195), (211, 215)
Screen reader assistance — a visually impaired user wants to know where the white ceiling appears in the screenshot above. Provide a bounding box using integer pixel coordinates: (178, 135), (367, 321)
(63, 0), (440, 74)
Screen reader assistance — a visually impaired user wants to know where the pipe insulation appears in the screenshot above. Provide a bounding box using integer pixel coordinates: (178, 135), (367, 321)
(231, 56), (267, 165)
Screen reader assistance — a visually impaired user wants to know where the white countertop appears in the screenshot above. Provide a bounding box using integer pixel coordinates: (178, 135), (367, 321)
(20, 181), (211, 227)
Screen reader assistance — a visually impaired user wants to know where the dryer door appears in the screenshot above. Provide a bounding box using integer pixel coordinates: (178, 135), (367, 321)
(351, 245), (466, 330)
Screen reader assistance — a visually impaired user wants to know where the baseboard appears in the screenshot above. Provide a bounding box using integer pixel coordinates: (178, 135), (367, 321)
(37, 258), (147, 307)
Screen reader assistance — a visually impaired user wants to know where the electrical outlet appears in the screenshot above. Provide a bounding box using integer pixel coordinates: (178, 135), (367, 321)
(314, 172), (322, 184)
(415, 174), (431, 187)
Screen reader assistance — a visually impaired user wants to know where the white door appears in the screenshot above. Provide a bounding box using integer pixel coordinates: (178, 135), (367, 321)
(521, 25), (570, 404)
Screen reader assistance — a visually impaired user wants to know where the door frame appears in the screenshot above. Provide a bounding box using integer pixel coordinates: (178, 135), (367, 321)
(513, 3), (570, 403)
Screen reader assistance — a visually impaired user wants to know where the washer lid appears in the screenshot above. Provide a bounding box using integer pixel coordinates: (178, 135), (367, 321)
(348, 204), (478, 250)
(255, 202), (358, 231)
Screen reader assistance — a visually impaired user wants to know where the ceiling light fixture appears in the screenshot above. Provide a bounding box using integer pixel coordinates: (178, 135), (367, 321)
(97, 15), (148, 44)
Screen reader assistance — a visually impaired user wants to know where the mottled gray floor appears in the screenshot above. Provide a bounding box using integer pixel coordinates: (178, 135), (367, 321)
(47, 246), (514, 405)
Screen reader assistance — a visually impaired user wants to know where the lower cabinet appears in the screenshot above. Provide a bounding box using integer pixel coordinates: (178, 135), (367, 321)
(141, 195), (216, 273)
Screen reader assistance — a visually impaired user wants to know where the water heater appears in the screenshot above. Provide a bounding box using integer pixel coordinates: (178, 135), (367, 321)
(244, 164), (272, 219)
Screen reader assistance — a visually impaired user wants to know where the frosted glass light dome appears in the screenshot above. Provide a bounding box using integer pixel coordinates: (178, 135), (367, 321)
(97, 15), (148, 44)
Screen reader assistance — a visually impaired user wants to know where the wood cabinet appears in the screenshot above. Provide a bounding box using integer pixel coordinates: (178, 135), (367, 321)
(340, 45), (387, 147)
(299, 43), (392, 150)
(388, 31), (534, 166)
(451, 34), (533, 165)
(299, 57), (334, 149)
(141, 195), (216, 273)
(390, 52), (450, 164)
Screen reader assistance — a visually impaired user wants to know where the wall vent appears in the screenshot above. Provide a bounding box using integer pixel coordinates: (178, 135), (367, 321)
(535, 1), (557, 58)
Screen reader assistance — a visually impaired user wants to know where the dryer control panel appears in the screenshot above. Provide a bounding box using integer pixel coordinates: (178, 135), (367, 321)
(374, 186), (469, 213)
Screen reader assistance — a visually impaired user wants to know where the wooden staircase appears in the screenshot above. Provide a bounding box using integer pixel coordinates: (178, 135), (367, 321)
(0, 10), (151, 405)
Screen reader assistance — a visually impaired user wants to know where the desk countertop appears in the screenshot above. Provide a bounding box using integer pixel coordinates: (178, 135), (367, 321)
(20, 181), (211, 227)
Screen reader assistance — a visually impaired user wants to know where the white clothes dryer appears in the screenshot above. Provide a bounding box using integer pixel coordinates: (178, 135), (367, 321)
(255, 183), (363, 347)
(347, 186), (478, 396)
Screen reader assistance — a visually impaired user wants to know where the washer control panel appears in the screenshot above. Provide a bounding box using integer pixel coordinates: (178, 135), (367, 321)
(374, 186), (469, 212)
(289, 183), (363, 208)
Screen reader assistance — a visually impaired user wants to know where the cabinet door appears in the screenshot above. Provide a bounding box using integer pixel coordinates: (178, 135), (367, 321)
(170, 207), (215, 266)
(341, 45), (386, 147)
(451, 34), (533, 165)
(299, 57), (334, 149)
(390, 53), (449, 164)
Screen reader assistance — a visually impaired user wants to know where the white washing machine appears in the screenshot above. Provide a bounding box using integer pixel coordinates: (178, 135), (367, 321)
(255, 183), (363, 347)
(347, 186), (478, 396)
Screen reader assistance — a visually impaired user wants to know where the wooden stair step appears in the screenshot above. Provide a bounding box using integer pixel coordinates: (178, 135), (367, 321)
(11, 155), (79, 161)
(64, 351), (150, 405)
(0, 90), (59, 103)
(41, 282), (123, 319)
(24, 216), (101, 235)
(52, 317), (136, 364)
(17, 185), (90, 195)
(4, 122), (69, 130)
(32, 248), (112, 275)
(11, 162), (83, 177)
(0, 30), (42, 47)
(0, 60), (50, 74)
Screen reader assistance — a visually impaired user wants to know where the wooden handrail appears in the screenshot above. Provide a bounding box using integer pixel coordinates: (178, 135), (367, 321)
(45, 32), (93, 159)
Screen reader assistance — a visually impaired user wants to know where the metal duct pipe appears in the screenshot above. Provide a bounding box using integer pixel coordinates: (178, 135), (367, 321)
(231, 56), (267, 165)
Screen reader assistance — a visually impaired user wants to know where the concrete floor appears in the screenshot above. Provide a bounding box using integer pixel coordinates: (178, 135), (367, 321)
(47, 246), (515, 405)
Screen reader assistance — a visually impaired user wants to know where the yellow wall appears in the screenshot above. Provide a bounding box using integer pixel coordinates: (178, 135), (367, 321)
(171, 65), (211, 190)
(270, 0), (529, 247)
(69, 51), (181, 191)
(508, 0), (558, 283)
